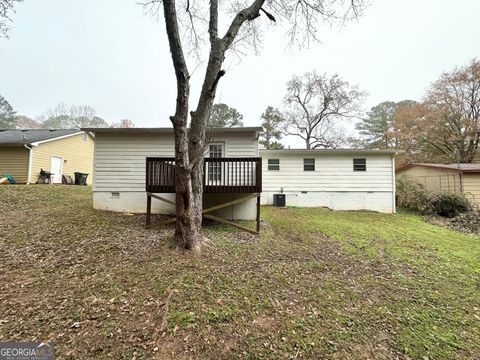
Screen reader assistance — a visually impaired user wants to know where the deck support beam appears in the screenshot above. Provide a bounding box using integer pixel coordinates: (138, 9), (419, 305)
(146, 192), (261, 234)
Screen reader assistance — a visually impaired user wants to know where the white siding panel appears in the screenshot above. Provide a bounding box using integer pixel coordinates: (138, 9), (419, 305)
(261, 152), (395, 192)
(93, 132), (257, 192)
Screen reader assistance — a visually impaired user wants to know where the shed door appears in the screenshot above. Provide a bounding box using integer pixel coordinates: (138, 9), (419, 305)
(50, 156), (63, 184)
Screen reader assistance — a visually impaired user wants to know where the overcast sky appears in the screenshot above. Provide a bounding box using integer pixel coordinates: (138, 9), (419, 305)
(0, 0), (479, 147)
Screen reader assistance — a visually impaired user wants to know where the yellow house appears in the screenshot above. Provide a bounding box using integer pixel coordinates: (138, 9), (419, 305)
(396, 163), (480, 205)
(0, 129), (94, 184)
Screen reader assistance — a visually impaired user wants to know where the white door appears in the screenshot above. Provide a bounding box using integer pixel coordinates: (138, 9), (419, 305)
(50, 156), (63, 184)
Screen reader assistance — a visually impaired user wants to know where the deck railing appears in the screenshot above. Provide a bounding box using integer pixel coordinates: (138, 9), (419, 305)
(146, 157), (262, 193)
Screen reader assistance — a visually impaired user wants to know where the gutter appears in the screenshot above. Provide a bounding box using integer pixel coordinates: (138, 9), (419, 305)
(24, 144), (33, 184)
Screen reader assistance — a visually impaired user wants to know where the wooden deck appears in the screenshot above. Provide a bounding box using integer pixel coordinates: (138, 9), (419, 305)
(145, 157), (262, 193)
(145, 157), (263, 234)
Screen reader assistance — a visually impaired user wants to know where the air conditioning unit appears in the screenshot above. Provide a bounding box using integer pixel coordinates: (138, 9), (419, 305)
(273, 194), (286, 207)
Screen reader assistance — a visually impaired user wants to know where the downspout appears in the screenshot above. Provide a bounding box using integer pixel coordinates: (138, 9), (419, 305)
(459, 171), (464, 193)
(24, 144), (33, 184)
(391, 155), (396, 214)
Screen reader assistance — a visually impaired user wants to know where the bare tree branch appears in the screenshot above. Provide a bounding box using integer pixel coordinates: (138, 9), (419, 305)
(283, 71), (365, 149)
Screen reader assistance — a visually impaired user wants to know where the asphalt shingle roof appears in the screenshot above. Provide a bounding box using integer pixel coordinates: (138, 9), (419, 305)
(0, 129), (80, 145)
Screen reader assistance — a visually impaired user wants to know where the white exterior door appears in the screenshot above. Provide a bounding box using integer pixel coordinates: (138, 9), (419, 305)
(50, 156), (63, 184)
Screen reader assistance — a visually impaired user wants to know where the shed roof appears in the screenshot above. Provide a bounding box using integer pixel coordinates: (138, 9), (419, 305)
(0, 129), (81, 145)
(397, 163), (480, 173)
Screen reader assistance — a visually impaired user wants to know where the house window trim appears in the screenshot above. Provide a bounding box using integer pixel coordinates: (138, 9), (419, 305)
(353, 158), (367, 172)
(208, 143), (224, 158)
(208, 143), (224, 182)
(303, 158), (315, 171)
(268, 158), (280, 171)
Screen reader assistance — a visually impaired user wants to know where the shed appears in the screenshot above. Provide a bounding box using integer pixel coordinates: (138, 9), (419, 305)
(0, 129), (94, 184)
(396, 163), (480, 205)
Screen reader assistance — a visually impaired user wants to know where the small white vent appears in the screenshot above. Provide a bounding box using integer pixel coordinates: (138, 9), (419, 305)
(111, 192), (120, 198)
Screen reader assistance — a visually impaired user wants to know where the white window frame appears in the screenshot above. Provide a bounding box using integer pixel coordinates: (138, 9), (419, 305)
(208, 143), (224, 183)
(303, 158), (315, 171)
(353, 158), (367, 172)
(268, 159), (280, 171)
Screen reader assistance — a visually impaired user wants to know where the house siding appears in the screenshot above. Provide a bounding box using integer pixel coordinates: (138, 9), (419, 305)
(0, 146), (29, 183)
(472, 152), (480, 163)
(461, 173), (480, 204)
(93, 132), (258, 192)
(31, 133), (94, 184)
(92, 131), (259, 219)
(260, 151), (395, 213)
(396, 165), (480, 205)
(396, 166), (461, 193)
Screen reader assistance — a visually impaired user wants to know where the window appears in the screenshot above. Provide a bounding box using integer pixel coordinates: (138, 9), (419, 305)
(268, 159), (280, 171)
(304, 158), (315, 171)
(208, 144), (223, 181)
(353, 158), (367, 171)
(209, 144), (223, 158)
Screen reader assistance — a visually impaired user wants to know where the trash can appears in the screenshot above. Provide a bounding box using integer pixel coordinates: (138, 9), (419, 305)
(273, 194), (286, 207)
(74, 172), (89, 186)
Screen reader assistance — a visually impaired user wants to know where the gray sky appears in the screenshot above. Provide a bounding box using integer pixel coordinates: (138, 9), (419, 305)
(1, 0), (479, 147)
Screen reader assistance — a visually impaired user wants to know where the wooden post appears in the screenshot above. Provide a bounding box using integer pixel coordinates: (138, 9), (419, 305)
(146, 193), (152, 227)
(256, 194), (261, 233)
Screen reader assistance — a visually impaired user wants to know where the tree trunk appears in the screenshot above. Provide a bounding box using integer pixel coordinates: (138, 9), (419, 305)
(161, 0), (265, 250)
(172, 123), (203, 251)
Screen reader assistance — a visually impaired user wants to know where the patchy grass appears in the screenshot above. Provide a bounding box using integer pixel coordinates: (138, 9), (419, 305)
(0, 186), (479, 359)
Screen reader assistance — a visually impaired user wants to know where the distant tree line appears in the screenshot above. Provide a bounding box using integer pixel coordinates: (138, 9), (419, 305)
(0, 98), (135, 129)
(354, 58), (480, 164)
(4, 57), (478, 164)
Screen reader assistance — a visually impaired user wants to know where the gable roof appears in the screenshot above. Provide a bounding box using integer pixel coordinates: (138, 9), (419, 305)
(0, 129), (81, 146)
(397, 163), (480, 173)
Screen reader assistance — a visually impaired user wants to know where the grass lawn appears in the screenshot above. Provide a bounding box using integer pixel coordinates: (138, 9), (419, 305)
(0, 186), (479, 359)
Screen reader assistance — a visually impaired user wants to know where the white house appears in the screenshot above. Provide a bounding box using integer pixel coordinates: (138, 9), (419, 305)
(260, 149), (397, 213)
(86, 127), (397, 220)
(84, 127), (262, 221)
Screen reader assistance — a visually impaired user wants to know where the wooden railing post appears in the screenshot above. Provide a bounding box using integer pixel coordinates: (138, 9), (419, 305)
(256, 194), (261, 232)
(146, 193), (152, 227)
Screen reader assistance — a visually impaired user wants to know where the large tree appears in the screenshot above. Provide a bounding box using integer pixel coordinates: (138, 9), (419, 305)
(259, 106), (284, 149)
(283, 72), (365, 149)
(208, 103), (243, 127)
(39, 104), (109, 129)
(355, 100), (415, 149)
(14, 115), (40, 129)
(355, 101), (397, 149)
(425, 58), (480, 163)
(142, 0), (365, 250)
(0, 0), (21, 38)
(393, 58), (480, 164)
(0, 95), (16, 129)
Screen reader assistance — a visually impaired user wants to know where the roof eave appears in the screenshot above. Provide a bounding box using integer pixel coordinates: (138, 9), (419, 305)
(259, 148), (399, 155)
(81, 127), (263, 134)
